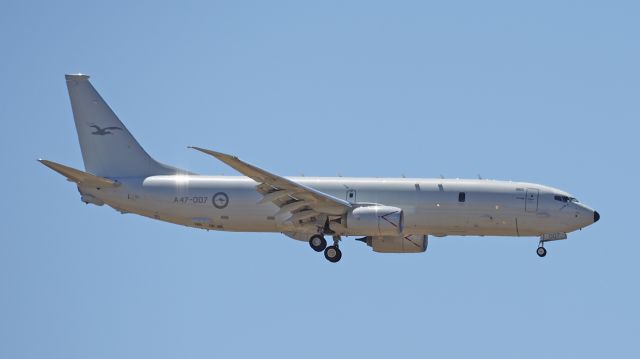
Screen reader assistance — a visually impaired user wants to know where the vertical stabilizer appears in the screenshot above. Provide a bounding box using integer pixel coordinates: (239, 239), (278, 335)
(65, 74), (178, 177)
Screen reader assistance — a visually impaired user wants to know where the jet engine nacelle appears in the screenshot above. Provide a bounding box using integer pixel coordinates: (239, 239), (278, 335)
(361, 234), (428, 253)
(341, 205), (404, 236)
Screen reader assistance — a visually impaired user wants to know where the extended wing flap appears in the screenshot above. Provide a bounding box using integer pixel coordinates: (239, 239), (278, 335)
(39, 159), (120, 188)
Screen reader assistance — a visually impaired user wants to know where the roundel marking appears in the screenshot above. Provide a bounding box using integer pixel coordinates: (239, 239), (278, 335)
(213, 192), (229, 209)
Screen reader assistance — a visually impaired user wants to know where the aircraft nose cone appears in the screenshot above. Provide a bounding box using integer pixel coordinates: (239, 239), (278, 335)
(594, 211), (600, 223)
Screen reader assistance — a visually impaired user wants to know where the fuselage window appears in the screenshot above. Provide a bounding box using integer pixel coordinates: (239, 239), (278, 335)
(458, 192), (466, 202)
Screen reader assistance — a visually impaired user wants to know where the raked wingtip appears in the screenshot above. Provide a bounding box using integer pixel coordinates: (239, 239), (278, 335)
(189, 146), (228, 158)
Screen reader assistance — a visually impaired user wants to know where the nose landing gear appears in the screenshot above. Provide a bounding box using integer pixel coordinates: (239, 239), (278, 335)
(536, 233), (567, 257)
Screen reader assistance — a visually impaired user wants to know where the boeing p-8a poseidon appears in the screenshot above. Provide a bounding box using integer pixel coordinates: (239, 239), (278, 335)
(40, 74), (600, 262)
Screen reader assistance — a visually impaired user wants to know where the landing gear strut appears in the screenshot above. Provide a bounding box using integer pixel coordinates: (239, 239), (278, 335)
(324, 235), (342, 263)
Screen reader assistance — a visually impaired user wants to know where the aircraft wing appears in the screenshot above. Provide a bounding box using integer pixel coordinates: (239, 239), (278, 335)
(39, 159), (120, 188)
(190, 147), (351, 224)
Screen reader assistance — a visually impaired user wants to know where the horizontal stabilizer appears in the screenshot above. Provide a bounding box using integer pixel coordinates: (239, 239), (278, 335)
(38, 159), (120, 188)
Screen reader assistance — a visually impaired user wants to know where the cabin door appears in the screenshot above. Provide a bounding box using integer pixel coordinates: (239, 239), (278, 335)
(525, 188), (539, 212)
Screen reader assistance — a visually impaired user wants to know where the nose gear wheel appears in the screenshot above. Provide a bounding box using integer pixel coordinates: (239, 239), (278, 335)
(536, 242), (547, 257)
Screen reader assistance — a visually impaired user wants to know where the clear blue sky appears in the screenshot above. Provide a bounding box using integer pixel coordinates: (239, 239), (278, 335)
(1, 1), (638, 358)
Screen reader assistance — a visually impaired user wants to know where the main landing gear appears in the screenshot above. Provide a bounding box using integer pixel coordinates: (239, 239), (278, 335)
(309, 234), (342, 263)
(309, 234), (327, 252)
(324, 239), (342, 263)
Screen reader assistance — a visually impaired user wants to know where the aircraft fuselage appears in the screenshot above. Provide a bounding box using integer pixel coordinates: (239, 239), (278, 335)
(83, 175), (596, 238)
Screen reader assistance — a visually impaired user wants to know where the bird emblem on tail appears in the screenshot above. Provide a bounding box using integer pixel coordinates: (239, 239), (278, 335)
(88, 124), (123, 135)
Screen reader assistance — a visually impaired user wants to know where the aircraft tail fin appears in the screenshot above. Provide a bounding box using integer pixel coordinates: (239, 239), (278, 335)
(65, 74), (180, 177)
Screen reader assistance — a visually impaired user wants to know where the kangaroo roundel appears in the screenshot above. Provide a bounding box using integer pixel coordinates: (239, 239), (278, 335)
(213, 192), (229, 209)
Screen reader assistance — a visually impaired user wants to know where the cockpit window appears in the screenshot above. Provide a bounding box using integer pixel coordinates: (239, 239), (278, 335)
(554, 195), (578, 203)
